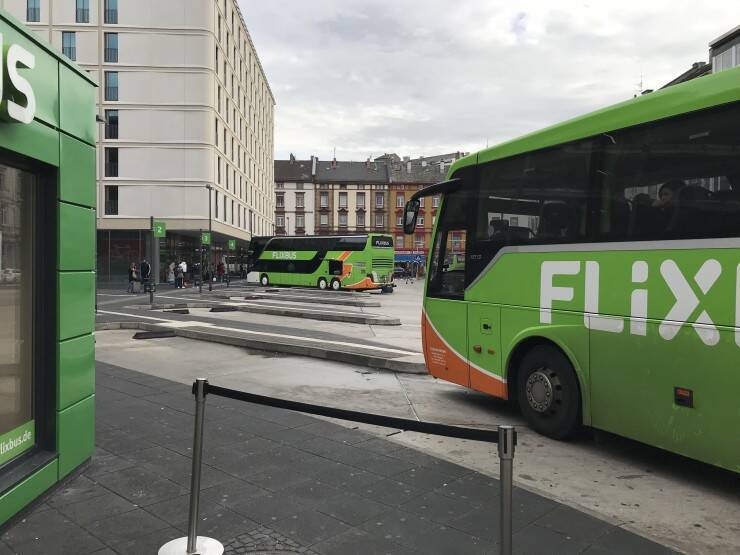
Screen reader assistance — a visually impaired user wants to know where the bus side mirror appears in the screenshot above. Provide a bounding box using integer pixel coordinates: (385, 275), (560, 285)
(403, 199), (420, 234)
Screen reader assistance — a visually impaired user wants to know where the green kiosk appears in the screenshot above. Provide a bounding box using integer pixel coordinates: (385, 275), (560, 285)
(0, 12), (96, 526)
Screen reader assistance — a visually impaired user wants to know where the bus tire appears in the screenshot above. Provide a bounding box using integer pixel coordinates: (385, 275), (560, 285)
(317, 277), (328, 290)
(260, 274), (269, 287)
(330, 278), (341, 291)
(516, 344), (580, 440)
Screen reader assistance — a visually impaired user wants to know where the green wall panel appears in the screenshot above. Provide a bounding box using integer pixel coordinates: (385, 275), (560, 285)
(58, 334), (95, 411)
(58, 202), (95, 271)
(56, 396), (95, 479)
(0, 120), (59, 166)
(58, 271), (95, 340)
(0, 460), (58, 527)
(59, 133), (96, 208)
(59, 65), (97, 146)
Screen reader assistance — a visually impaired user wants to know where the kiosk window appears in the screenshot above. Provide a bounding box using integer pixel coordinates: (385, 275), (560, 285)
(0, 163), (36, 465)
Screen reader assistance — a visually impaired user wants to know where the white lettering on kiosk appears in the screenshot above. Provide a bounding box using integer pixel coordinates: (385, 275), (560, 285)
(0, 34), (36, 124)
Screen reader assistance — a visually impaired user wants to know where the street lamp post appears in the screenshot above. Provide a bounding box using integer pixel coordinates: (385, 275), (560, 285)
(206, 184), (213, 292)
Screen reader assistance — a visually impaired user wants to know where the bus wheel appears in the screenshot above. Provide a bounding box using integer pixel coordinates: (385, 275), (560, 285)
(330, 278), (341, 291)
(260, 274), (269, 287)
(317, 277), (328, 290)
(516, 344), (580, 440)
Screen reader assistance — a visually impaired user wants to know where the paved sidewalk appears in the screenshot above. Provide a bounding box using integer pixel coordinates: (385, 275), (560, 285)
(1, 363), (675, 554)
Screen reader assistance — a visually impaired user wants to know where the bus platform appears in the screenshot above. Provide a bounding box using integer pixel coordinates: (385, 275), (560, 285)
(0, 362), (676, 555)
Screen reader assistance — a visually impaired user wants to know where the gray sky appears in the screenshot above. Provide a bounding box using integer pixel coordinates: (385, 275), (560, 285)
(239, 1), (738, 161)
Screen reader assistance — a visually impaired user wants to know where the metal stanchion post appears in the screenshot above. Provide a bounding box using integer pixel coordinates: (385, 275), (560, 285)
(498, 425), (515, 555)
(158, 379), (223, 555)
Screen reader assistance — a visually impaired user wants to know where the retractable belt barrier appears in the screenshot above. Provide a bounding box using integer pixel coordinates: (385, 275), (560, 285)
(159, 379), (518, 555)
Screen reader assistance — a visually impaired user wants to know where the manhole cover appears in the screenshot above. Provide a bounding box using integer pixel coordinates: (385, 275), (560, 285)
(223, 525), (318, 554)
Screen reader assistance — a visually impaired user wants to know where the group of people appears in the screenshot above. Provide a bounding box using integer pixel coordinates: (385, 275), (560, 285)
(126, 259), (151, 294)
(167, 260), (189, 288)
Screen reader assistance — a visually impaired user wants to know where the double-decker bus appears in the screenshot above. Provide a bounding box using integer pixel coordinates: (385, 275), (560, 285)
(403, 67), (740, 472)
(248, 234), (395, 291)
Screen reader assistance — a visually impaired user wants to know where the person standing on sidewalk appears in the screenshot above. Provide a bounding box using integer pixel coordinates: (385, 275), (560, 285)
(140, 259), (151, 292)
(127, 262), (137, 293)
(175, 263), (183, 289)
(179, 259), (188, 288)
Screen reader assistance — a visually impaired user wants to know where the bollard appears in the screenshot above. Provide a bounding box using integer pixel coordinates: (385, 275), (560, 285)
(158, 379), (224, 555)
(498, 425), (515, 555)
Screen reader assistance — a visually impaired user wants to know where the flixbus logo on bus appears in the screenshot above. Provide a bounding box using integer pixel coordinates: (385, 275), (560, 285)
(271, 251), (297, 260)
(540, 260), (740, 347)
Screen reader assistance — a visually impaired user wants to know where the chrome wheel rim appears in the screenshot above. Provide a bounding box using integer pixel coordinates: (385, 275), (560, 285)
(526, 368), (559, 413)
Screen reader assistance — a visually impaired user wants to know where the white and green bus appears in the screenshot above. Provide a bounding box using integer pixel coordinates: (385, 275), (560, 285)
(248, 234), (395, 291)
(404, 66), (740, 472)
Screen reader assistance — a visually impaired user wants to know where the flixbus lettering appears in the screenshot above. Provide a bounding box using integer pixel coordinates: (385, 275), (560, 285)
(0, 34), (36, 124)
(540, 259), (730, 346)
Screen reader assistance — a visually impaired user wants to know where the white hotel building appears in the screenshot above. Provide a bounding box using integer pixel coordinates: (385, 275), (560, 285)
(3, 0), (275, 282)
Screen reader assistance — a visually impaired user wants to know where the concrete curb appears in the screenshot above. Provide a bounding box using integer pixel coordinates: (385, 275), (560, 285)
(95, 321), (426, 374)
(127, 303), (400, 326)
(214, 293), (382, 308)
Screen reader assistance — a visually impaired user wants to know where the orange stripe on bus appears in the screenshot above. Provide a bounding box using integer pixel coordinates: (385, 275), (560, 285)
(421, 311), (469, 388)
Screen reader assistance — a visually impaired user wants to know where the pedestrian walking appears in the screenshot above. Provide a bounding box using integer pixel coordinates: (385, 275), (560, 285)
(175, 263), (184, 289)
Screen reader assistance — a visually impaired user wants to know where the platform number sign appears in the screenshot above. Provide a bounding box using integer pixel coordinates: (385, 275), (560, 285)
(201, 232), (211, 245)
(228, 239), (236, 250)
(153, 221), (166, 238)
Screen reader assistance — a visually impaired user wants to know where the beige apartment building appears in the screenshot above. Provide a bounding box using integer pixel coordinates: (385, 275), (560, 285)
(4, 0), (275, 282)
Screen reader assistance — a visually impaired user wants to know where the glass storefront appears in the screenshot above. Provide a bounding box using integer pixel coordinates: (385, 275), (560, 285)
(0, 164), (36, 466)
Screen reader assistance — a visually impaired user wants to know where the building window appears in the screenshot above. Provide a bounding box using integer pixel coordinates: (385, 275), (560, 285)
(104, 109), (118, 139)
(320, 192), (329, 208)
(320, 214), (328, 226)
(104, 71), (118, 101)
(357, 212), (365, 227)
(375, 213), (384, 228)
(276, 215), (284, 228)
(396, 194), (405, 208)
(415, 233), (424, 248)
(217, 156), (221, 183)
(339, 213), (348, 227)
(105, 148), (118, 177)
(104, 33), (118, 63)
(296, 214), (304, 229)
(104, 0), (118, 24)
(417, 216), (425, 227)
(62, 32), (76, 61)
(419, 196), (425, 207)
(104, 185), (118, 215)
(432, 196), (440, 207)
(276, 193), (284, 208)
(396, 234), (404, 248)
(27, 0), (40, 22)
(338, 192), (348, 209)
(396, 215), (403, 226)
(296, 193), (304, 208)
(356, 192), (365, 208)
(76, 0), (89, 23)
(375, 192), (384, 208)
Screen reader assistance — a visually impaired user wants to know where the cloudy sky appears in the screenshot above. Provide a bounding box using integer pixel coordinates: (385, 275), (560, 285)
(239, 1), (738, 161)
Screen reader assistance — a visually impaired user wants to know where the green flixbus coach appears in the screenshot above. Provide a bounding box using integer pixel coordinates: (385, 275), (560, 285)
(248, 234), (395, 291)
(404, 66), (740, 472)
